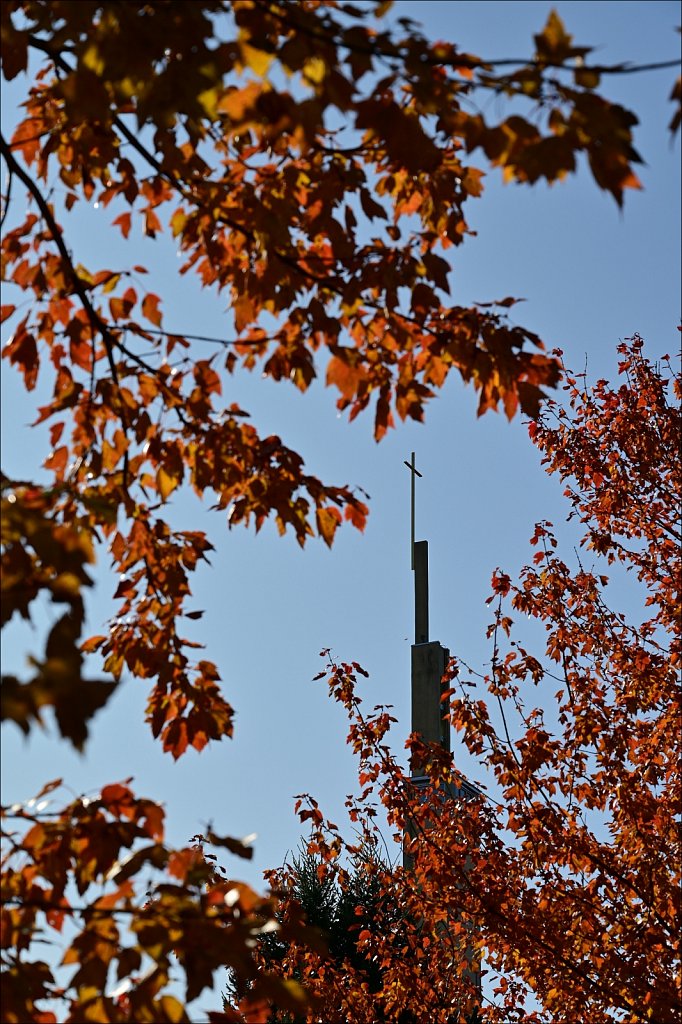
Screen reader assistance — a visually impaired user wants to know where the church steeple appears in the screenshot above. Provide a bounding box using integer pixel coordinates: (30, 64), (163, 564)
(403, 452), (429, 643)
(403, 454), (451, 767)
(403, 455), (482, 1014)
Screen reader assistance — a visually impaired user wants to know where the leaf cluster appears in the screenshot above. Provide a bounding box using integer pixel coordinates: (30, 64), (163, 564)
(258, 339), (681, 1023)
(1, 779), (313, 1023)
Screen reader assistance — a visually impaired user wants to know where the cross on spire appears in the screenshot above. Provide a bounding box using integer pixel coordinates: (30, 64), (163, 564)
(403, 451), (422, 570)
(404, 452), (428, 643)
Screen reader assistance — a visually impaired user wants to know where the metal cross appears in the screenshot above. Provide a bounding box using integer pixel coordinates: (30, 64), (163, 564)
(403, 451), (422, 570)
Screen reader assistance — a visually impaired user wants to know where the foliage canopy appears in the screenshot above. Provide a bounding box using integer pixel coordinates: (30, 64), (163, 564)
(1, 0), (679, 1020)
(267, 338), (681, 1023)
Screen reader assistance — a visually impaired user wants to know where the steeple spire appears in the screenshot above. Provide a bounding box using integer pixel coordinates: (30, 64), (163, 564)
(403, 454), (450, 761)
(402, 454), (482, 1009)
(403, 453), (429, 643)
(403, 451), (421, 570)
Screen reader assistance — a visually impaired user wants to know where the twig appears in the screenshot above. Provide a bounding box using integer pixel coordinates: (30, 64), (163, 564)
(0, 167), (12, 232)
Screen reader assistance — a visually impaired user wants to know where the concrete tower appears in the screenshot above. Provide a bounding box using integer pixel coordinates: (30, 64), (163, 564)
(404, 453), (451, 771)
(403, 454), (482, 1023)
(411, 538), (451, 764)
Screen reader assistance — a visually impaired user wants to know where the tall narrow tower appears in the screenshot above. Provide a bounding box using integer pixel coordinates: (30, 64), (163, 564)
(403, 453), (451, 771)
(411, 539), (451, 764)
(403, 454), (482, 1021)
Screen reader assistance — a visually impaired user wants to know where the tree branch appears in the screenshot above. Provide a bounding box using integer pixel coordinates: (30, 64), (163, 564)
(0, 133), (120, 387)
(264, 2), (679, 78)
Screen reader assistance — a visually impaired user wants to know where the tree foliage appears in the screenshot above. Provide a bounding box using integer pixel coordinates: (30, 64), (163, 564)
(223, 839), (398, 1022)
(0, 0), (678, 1018)
(259, 338), (681, 1023)
(2, 778), (317, 1023)
(0, 0), (671, 749)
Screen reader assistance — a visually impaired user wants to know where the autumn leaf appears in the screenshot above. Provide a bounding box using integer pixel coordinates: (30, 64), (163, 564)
(326, 353), (363, 402)
(142, 292), (163, 327)
(233, 294), (256, 333)
(156, 466), (179, 500)
(112, 212), (131, 239)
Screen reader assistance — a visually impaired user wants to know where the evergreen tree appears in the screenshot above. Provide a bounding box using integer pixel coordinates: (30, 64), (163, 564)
(223, 837), (396, 1022)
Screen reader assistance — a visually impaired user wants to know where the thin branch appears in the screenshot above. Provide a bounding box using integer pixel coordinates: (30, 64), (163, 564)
(22, 31), (558, 379)
(0, 134), (119, 387)
(5, 129), (53, 152)
(264, 2), (679, 77)
(0, 167), (12, 232)
(123, 324), (279, 348)
(0, 132), (140, 483)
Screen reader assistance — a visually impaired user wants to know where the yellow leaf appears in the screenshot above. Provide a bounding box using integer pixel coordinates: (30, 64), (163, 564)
(316, 506), (342, 548)
(82, 44), (105, 77)
(198, 85), (221, 120)
(340, 297), (362, 317)
(74, 264), (94, 286)
(118, 76), (137, 100)
(302, 56), (326, 85)
(76, 985), (100, 1002)
(239, 40), (273, 77)
(170, 209), (187, 238)
(83, 997), (108, 1022)
(52, 573), (82, 598)
(156, 466), (178, 500)
(159, 996), (187, 1023)
(102, 273), (121, 294)
(281, 978), (307, 1006)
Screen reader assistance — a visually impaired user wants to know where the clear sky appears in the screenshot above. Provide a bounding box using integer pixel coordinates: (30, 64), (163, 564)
(1, 1), (680, 1016)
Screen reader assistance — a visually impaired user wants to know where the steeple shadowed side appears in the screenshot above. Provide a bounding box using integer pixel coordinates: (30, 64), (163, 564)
(414, 539), (429, 644)
(411, 641), (451, 764)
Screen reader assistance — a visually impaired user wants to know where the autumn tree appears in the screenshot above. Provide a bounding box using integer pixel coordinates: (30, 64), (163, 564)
(1, 0), (679, 1019)
(223, 838), (399, 1022)
(275, 336), (681, 1023)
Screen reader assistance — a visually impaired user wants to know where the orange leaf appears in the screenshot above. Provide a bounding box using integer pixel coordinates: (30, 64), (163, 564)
(326, 354), (363, 401)
(233, 294), (255, 333)
(145, 208), (162, 237)
(142, 293), (163, 327)
(344, 501), (368, 531)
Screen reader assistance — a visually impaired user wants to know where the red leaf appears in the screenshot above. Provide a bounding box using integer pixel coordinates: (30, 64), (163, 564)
(112, 212), (131, 239)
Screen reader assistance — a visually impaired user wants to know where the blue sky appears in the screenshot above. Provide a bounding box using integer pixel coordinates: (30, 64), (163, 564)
(1, 1), (680, 1015)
